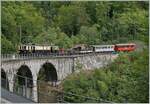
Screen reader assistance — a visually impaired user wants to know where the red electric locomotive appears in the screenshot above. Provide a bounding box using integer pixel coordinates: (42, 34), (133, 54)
(114, 43), (136, 52)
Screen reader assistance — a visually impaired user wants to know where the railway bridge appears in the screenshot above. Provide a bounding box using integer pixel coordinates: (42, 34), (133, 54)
(1, 53), (118, 102)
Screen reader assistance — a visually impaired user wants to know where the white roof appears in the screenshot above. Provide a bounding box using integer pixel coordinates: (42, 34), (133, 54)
(91, 45), (114, 47)
(115, 43), (136, 46)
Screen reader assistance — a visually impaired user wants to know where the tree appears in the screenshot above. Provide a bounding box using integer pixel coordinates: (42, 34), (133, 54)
(117, 8), (148, 40)
(79, 25), (101, 45)
(1, 1), (149, 53)
(63, 49), (149, 103)
(56, 32), (73, 49)
(1, 35), (16, 53)
(55, 5), (89, 36)
(33, 27), (58, 44)
(2, 1), (45, 45)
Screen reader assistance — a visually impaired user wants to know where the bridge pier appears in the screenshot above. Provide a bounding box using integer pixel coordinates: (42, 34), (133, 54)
(7, 73), (14, 92)
(32, 76), (38, 102)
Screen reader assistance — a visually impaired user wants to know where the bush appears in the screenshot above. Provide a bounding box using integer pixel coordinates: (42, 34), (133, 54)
(62, 49), (149, 103)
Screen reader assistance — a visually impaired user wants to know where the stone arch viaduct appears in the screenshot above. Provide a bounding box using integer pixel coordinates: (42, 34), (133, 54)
(1, 53), (118, 102)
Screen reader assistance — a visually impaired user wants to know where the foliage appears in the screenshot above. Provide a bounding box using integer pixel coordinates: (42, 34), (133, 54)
(55, 5), (89, 36)
(79, 24), (101, 45)
(1, 1), (149, 53)
(62, 49), (149, 103)
(1, 35), (16, 54)
(2, 1), (45, 50)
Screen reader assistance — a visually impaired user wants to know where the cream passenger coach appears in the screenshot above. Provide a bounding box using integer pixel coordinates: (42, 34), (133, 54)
(18, 44), (59, 54)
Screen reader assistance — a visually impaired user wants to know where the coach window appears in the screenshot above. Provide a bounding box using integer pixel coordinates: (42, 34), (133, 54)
(24, 46), (26, 50)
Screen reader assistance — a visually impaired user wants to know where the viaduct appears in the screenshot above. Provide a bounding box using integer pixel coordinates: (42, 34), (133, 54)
(1, 53), (118, 102)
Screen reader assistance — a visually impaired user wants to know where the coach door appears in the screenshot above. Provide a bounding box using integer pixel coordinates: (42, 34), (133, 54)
(32, 46), (35, 53)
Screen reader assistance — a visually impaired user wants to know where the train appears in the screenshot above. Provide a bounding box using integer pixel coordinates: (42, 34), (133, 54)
(18, 43), (136, 54)
(91, 43), (136, 53)
(18, 44), (59, 54)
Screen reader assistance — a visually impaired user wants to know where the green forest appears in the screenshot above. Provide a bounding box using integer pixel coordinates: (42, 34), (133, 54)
(1, 1), (149, 103)
(62, 48), (149, 103)
(1, 1), (149, 53)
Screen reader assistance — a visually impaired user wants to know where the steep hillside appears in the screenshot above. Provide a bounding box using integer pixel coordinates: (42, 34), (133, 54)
(62, 49), (149, 103)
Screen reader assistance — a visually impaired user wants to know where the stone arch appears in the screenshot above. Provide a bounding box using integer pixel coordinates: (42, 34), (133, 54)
(1, 68), (9, 90)
(37, 62), (58, 82)
(37, 62), (58, 103)
(13, 65), (33, 99)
